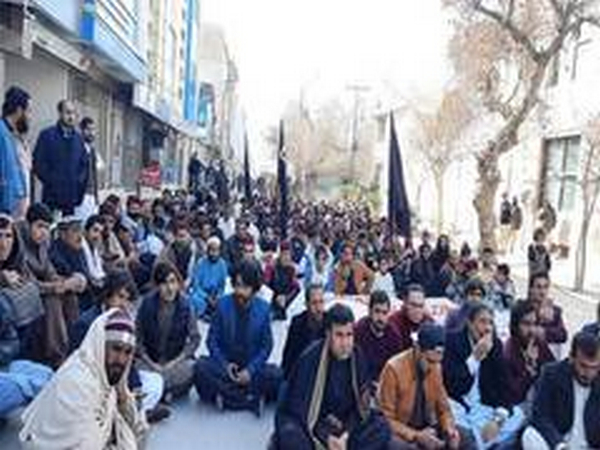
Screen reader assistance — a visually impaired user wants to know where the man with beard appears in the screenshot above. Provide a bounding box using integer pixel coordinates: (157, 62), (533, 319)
(33, 100), (89, 216)
(158, 215), (200, 283)
(273, 303), (391, 450)
(503, 300), (555, 410)
(443, 303), (524, 449)
(379, 324), (471, 449)
(266, 241), (300, 321)
(74, 117), (102, 221)
(189, 236), (228, 319)
(0, 86), (31, 219)
(194, 260), (281, 416)
(20, 309), (147, 449)
(281, 284), (327, 379)
(522, 332), (600, 450)
(528, 272), (568, 359)
(388, 284), (433, 354)
(354, 291), (398, 385)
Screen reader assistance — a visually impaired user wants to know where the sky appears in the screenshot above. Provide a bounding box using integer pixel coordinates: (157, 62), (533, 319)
(202, 0), (452, 172)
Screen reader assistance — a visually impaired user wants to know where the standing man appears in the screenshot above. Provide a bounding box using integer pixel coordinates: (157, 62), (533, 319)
(498, 192), (512, 254)
(0, 86), (31, 219)
(33, 100), (89, 216)
(74, 117), (101, 221)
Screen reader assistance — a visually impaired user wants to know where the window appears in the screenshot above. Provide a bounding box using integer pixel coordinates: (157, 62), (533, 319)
(541, 136), (581, 213)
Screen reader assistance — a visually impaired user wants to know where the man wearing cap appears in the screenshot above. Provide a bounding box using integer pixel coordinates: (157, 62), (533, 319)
(189, 236), (228, 319)
(49, 216), (92, 312)
(0, 86), (31, 219)
(20, 309), (147, 449)
(379, 324), (473, 449)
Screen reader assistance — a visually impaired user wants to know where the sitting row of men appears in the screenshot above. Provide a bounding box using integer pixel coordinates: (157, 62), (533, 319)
(8, 251), (600, 449)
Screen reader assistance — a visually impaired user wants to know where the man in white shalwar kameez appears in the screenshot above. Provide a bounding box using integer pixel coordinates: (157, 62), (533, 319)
(19, 309), (147, 449)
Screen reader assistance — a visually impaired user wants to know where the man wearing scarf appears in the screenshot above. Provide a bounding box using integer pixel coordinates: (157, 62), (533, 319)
(20, 309), (147, 449)
(274, 303), (391, 450)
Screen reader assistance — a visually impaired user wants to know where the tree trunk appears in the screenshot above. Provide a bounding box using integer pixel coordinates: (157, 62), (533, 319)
(574, 216), (590, 292)
(473, 63), (548, 251)
(435, 172), (445, 234)
(473, 149), (501, 251)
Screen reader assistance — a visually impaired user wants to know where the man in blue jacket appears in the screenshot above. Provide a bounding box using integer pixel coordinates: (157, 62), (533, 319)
(194, 259), (281, 416)
(522, 331), (600, 450)
(0, 87), (30, 218)
(33, 100), (89, 216)
(188, 236), (228, 319)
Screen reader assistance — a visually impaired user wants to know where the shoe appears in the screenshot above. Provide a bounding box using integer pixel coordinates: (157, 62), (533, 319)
(254, 395), (265, 418)
(146, 404), (171, 424)
(215, 393), (224, 412)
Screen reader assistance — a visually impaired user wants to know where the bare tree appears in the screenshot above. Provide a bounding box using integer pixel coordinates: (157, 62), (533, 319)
(412, 88), (475, 232)
(445, 0), (600, 249)
(574, 115), (600, 291)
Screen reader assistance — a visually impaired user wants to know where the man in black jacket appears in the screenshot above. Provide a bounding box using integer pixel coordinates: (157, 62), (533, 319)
(442, 303), (524, 449)
(281, 284), (326, 379)
(274, 303), (391, 450)
(33, 100), (89, 216)
(522, 331), (600, 450)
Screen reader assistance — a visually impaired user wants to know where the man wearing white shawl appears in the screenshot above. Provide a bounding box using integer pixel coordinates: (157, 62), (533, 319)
(19, 309), (147, 449)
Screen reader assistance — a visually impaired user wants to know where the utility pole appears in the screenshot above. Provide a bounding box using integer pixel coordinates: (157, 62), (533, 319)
(347, 84), (370, 186)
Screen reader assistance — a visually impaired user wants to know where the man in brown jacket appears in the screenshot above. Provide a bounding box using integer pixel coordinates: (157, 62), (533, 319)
(378, 324), (473, 449)
(333, 243), (374, 296)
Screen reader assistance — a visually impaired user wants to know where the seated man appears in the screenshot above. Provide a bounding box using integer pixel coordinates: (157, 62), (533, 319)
(355, 291), (398, 385)
(18, 204), (82, 368)
(528, 272), (568, 359)
(136, 262), (200, 400)
(189, 236), (228, 319)
(388, 284), (433, 353)
(333, 243), (374, 296)
(69, 269), (168, 424)
(0, 298), (52, 420)
(503, 301), (554, 411)
(273, 303), (391, 450)
(522, 332), (600, 450)
(266, 241), (301, 321)
(379, 324), (473, 449)
(444, 278), (487, 334)
(443, 303), (524, 449)
(281, 284), (326, 380)
(20, 310), (147, 449)
(48, 217), (92, 312)
(194, 259), (281, 416)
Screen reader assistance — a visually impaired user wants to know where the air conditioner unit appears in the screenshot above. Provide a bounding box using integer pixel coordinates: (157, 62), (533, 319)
(0, 1), (34, 58)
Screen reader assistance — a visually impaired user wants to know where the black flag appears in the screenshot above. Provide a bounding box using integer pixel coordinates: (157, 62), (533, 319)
(388, 112), (411, 238)
(243, 133), (252, 206)
(277, 121), (289, 239)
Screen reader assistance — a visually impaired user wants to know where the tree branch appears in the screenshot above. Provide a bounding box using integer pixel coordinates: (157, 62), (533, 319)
(473, 0), (543, 62)
(548, 0), (565, 20)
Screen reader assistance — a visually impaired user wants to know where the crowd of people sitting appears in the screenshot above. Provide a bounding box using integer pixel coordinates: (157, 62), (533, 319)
(0, 181), (599, 450)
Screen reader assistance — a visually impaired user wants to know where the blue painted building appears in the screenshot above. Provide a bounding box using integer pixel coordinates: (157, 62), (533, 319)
(79, 0), (147, 82)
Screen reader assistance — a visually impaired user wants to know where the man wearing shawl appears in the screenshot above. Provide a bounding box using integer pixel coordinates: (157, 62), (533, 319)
(274, 303), (391, 450)
(20, 309), (147, 449)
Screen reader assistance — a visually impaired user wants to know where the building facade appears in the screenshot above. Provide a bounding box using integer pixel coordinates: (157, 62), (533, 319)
(0, 0), (243, 193)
